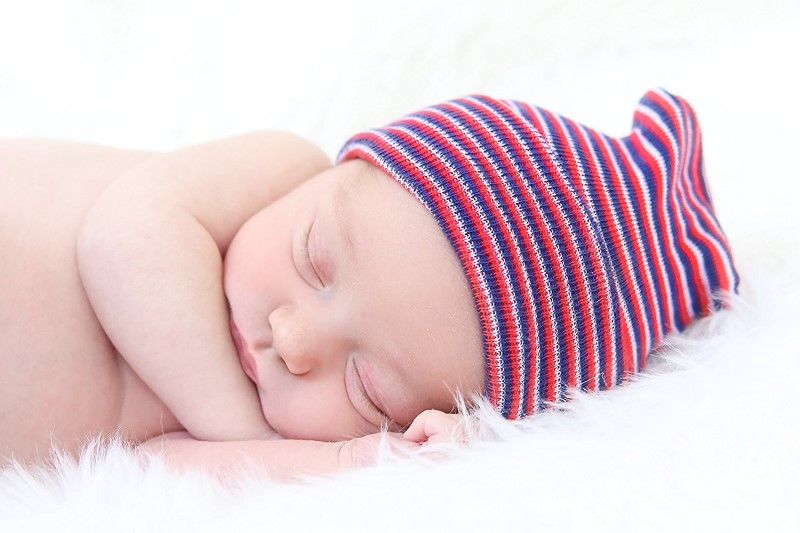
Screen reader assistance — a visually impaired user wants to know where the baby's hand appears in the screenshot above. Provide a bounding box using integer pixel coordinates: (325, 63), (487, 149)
(335, 432), (413, 468)
(140, 431), (417, 480)
(403, 409), (469, 445)
(338, 416), (468, 468)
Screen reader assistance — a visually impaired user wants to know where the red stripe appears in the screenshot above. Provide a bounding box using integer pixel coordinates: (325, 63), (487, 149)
(635, 106), (705, 325)
(628, 132), (684, 333)
(467, 104), (566, 405)
(610, 136), (665, 352)
(530, 107), (584, 389)
(477, 100), (593, 401)
(537, 108), (613, 391)
(649, 92), (728, 299)
(447, 100), (563, 407)
(340, 140), (509, 406)
(619, 305), (634, 383)
(677, 97), (733, 297)
(568, 124), (621, 389)
(650, 94), (712, 314)
(407, 111), (528, 416)
(586, 129), (648, 376)
(435, 102), (557, 414)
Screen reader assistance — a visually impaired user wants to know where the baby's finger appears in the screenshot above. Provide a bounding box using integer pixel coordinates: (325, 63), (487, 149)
(403, 411), (432, 442)
(403, 409), (458, 443)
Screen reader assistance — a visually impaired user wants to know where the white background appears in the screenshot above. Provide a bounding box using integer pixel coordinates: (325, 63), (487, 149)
(1, 1), (799, 531)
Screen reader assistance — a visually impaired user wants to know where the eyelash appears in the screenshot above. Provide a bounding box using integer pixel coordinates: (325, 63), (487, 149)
(354, 361), (391, 424)
(301, 221), (324, 287)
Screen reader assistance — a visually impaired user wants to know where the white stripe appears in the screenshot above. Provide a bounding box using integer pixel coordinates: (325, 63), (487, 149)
(552, 112), (617, 391)
(414, 109), (540, 416)
(656, 90), (738, 298)
(350, 139), (502, 398)
(598, 134), (654, 370)
(530, 106), (600, 391)
(465, 96), (584, 403)
(617, 139), (672, 336)
(366, 123), (517, 410)
(637, 105), (703, 317)
(634, 128), (693, 322)
(575, 124), (636, 385)
(462, 98), (567, 407)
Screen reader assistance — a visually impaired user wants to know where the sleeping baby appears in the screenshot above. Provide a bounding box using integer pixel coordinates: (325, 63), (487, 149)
(0, 88), (738, 479)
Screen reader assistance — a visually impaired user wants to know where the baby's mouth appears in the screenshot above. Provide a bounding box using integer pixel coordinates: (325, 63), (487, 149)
(230, 318), (259, 383)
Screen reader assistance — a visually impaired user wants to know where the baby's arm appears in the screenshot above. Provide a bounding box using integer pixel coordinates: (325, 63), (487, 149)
(77, 132), (331, 441)
(142, 409), (466, 480)
(141, 431), (403, 481)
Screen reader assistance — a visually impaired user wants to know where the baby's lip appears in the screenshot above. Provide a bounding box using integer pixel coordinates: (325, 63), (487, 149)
(230, 319), (259, 383)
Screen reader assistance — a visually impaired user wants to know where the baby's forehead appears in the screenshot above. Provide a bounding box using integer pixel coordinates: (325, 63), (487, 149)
(328, 159), (442, 237)
(332, 159), (386, 192)
(324, 160), (392, 215)
(322, 163), (485, 419)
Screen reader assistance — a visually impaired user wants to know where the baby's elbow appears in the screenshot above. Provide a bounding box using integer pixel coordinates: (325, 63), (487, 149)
(76, 202), (110, 268)
(75, 189), (155, 283)
(254, 130), (332, 176)
(75, 206), (120, 287)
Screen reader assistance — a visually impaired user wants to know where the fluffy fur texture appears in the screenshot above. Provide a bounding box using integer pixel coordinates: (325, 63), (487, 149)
(1, 1), (798, 531)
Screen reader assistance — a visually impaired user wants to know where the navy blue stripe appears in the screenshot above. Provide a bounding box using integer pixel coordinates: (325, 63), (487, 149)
(582, 128), (638, 384)
(538, 110), (622, 390)
(466, 97), (561, 405)
(471, 96), (579, 402)
(666, 99), (727, 310)
(428, 103), (535, 414)
(601, 133), (663, 347)
(555, 116), (623, 390)
(629, 119), (690, 328)
(405, 108), (522, 415)
(638, 98), (711, 325)
(623, 122), (684, 329)
(533, 109), (594, 389)
(646, 91), (739, 312)
(452, 98), (550, 409)
(454, 102), (553, 410)
(345, 131), (510, 403)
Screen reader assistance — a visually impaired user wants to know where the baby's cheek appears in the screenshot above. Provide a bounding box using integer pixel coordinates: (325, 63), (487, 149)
(257, 382), (375, 441)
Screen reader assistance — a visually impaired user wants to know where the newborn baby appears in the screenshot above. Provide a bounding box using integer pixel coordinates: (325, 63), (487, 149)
(0, 88), (738, 478)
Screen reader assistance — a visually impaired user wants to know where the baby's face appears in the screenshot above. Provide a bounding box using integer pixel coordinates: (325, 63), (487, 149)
(223, 160), (484, 440)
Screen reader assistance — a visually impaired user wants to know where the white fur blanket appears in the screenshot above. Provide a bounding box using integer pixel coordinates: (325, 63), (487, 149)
(2, 1), (798, 531)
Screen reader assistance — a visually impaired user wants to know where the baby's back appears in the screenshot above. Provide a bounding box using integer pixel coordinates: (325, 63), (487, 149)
(0, 140), (181, 463)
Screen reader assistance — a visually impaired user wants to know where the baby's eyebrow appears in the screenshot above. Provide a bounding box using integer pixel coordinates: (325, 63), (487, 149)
(331, 181), (358, 266)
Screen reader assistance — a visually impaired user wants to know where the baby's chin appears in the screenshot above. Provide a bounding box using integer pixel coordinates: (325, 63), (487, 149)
(260, 405), (316, 441)
(257, 396), (299, 440)
(258, 397), (372, 442)
(261, 418), (283, 440)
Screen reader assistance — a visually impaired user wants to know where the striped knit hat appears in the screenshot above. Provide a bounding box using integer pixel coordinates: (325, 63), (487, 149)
(338, 88), (738, 419)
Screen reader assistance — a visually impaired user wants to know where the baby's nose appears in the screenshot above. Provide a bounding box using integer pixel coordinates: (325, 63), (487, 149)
(269, 306), (333, 375)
